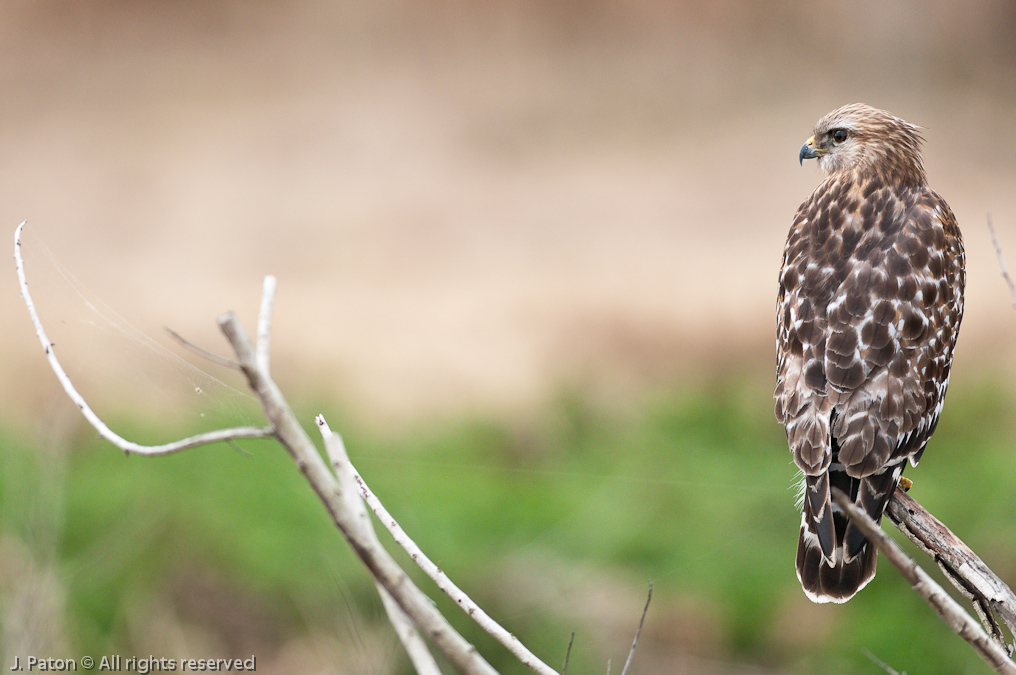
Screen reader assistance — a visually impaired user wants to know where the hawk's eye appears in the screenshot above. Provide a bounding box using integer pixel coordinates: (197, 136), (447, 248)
(831, 128), (849, 144)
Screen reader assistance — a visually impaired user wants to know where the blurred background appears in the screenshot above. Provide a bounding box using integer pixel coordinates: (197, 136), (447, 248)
(2, 1), (1016, 673)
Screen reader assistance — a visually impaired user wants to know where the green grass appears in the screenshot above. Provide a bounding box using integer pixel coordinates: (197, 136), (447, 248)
(1, 373), (1014, 674)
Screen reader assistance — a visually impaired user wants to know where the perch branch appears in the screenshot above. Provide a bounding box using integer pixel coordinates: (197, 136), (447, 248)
(15, 222), (273, 454)
(887, 489), (1016, 653)
(831, 487), (1016, 674)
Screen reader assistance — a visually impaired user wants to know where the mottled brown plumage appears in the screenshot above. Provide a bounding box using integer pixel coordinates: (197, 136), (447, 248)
(776, 103), (965, 603)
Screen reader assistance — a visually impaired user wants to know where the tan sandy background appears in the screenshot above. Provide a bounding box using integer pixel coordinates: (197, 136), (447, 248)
(2, 0), (1016, 429)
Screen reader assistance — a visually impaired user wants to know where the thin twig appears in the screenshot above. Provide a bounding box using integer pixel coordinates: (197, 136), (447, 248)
(319, 417), (442, 675)
(862, 648), (905, 675)
(619, 584), (651, 675)
(165, 327), (240, 370)
(225, 438), (252, 456)
(378, 585), (443, 675)
(256, 275), (276, 376)
(562, 633), (575, 675)
(988, 215), (1016, 311)
(15, 222), (273, 454)
(831, 487), (1016, 674)
(347, 456), (560, 675)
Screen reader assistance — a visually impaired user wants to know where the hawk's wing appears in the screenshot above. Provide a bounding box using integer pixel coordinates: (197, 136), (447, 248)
(775, 180), (964, 602)
(776, 182), (964, 474)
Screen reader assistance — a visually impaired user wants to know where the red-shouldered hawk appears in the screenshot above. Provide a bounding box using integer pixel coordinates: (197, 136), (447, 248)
(776, 103), (965, 603)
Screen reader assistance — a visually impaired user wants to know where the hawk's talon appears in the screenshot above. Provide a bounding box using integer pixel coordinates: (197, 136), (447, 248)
(898, 476), (913, 492)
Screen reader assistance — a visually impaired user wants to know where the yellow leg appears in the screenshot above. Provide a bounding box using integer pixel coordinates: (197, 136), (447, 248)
(898, 476), (913, 492)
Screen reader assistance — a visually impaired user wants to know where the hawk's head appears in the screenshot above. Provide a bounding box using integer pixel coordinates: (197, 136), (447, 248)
(799, 103), (926, 185)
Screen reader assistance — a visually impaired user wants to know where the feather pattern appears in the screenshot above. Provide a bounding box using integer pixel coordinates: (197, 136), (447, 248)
(776, 103), (964, 603)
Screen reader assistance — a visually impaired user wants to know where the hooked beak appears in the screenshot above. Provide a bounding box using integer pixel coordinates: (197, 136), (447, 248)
(799, 136), (820, 165)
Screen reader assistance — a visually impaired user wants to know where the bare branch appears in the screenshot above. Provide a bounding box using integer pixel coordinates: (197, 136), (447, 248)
(988, 215), (1016, 311)
(217, 310), (499, 675)
(17, 226), (570, 674)
(619, 584), (651, 675)
(15, 222), (274, 455)
(379, 585), (444, 675)
(831, 487), (1016, 674)
(16, 225), (498, 674)
(346, 454), (560, 675)
(562, 633), (575, 675)
(256, 275), (276, 376)
(318, 417), (443, 675)
(887, 489), (1016, 652)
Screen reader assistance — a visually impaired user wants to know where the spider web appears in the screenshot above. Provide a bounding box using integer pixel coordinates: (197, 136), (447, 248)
(22, 229), (264, 443)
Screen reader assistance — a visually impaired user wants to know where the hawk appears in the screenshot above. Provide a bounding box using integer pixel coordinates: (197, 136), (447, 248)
(776, 103), (965, 603)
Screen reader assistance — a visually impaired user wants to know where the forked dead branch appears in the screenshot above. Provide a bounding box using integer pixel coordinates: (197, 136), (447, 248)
(16, 221), (639, 675)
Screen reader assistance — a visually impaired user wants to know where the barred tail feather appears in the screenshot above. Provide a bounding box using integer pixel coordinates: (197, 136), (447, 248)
(795, 463), (903, 603)
(796, 517), (877, 603)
